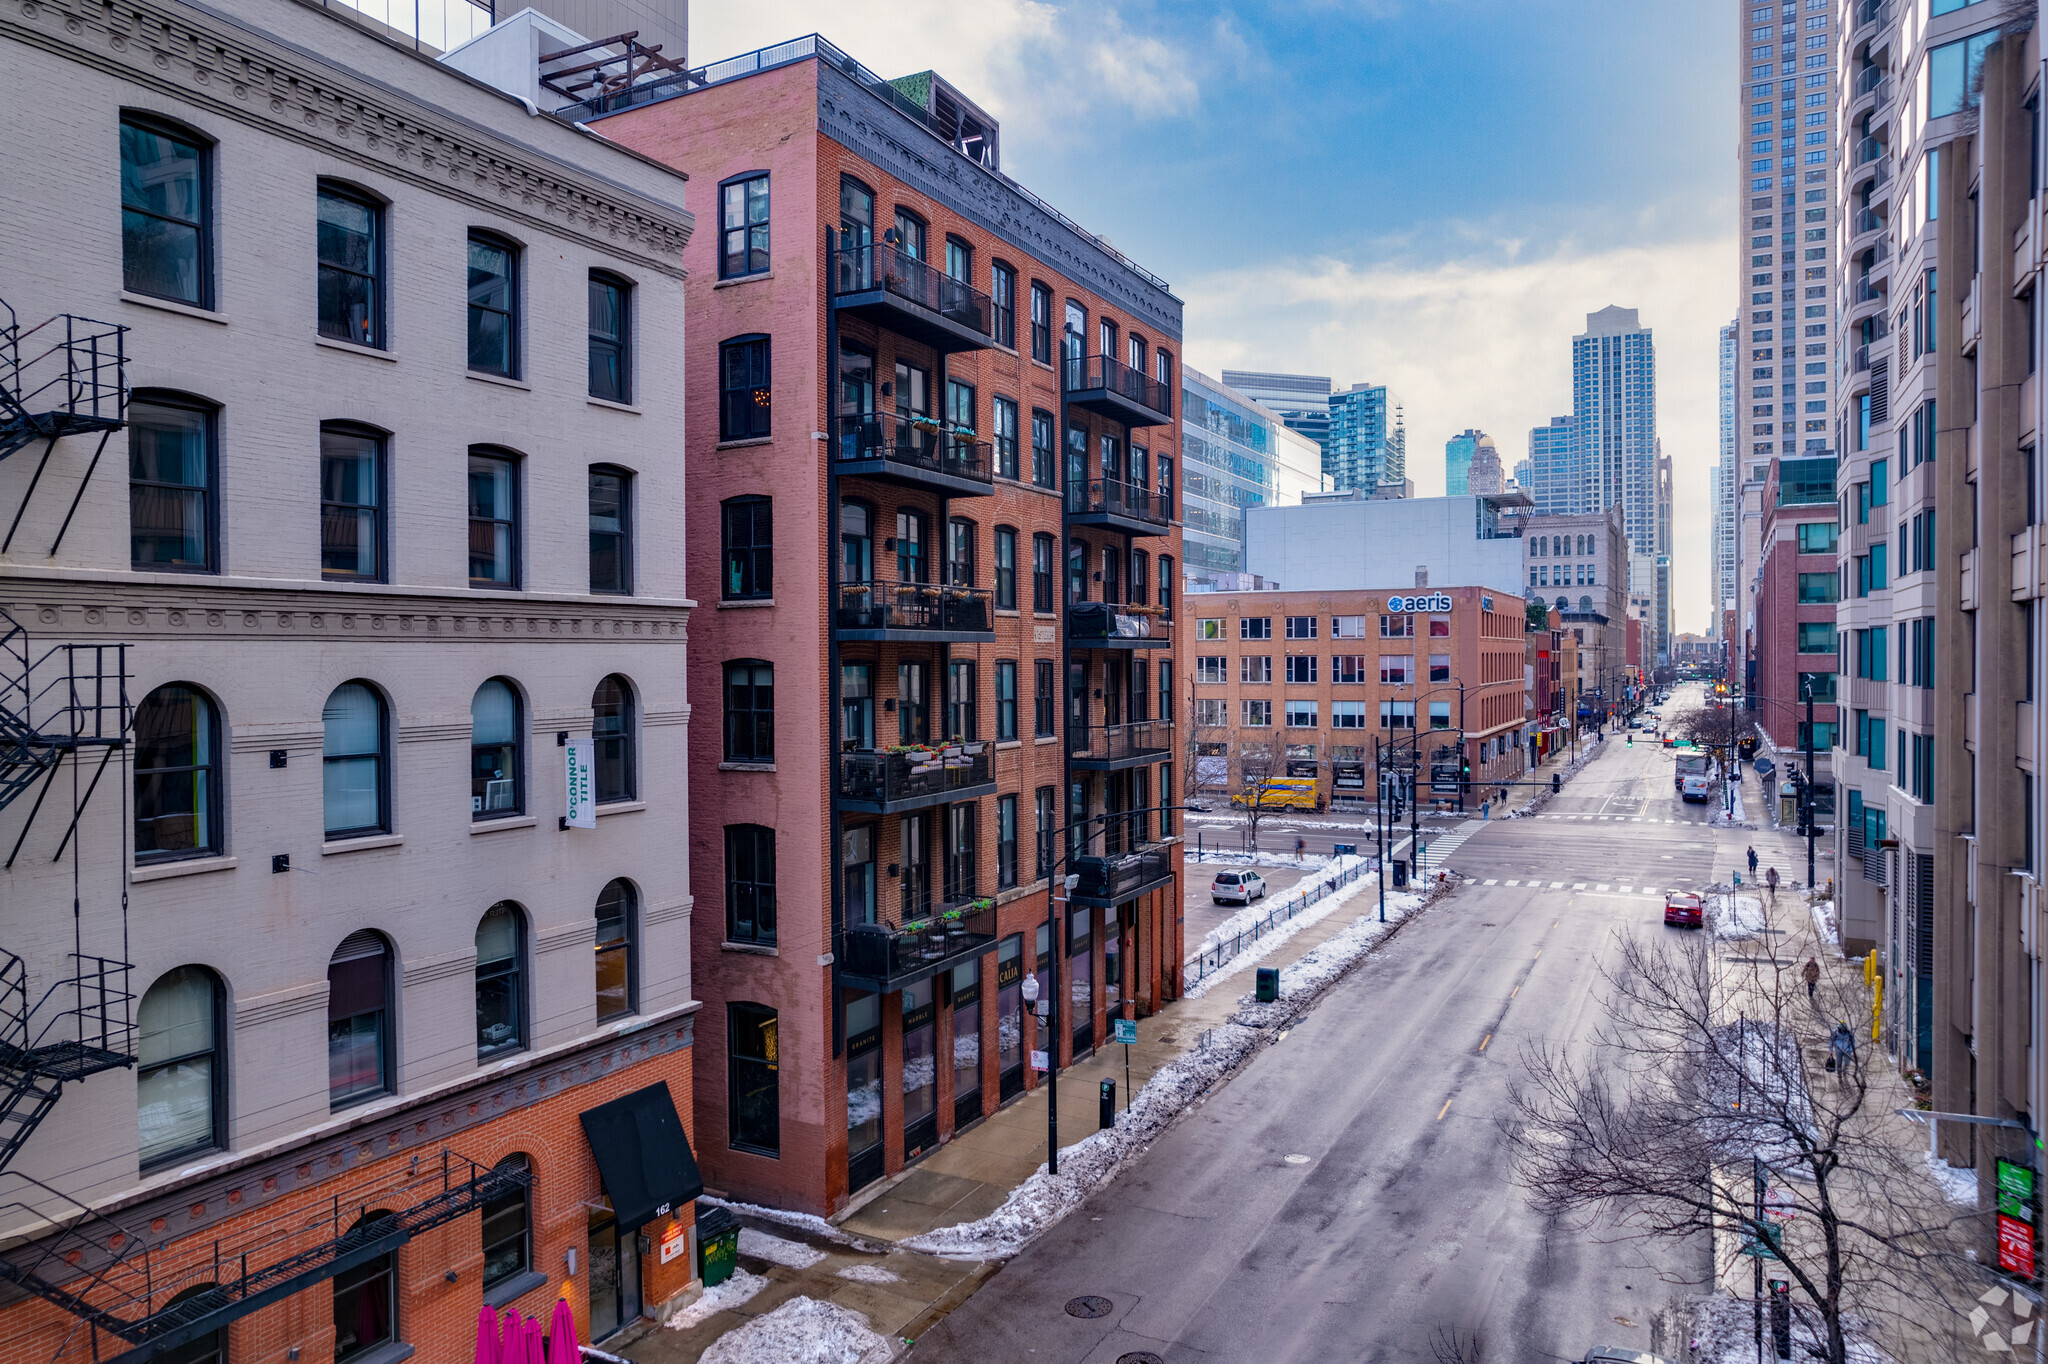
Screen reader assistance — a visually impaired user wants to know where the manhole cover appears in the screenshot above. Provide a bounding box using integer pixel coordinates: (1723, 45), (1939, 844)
(1118, 1354), (1166, 1364)
(1066, 1295), (1114, 1319)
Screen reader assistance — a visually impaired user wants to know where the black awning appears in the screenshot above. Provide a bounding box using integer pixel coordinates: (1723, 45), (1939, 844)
(579, 1082), (704, 1231)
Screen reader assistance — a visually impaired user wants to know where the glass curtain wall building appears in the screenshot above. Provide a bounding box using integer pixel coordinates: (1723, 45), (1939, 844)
(1325, 382), (1405, 494)
(1181, 367), (1325, 578)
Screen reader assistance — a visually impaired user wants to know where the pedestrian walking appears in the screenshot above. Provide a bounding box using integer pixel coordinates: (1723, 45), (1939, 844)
(1765, 866), (1780, 897)
(1746, 846), (1759, 875)
(1294, 835), (1305, 863)
(1802, 957), (1820, 1001)
(1829, 1021), (1856, 1082)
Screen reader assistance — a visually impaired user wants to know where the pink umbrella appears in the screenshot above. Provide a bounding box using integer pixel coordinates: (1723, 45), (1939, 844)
(523, 1316), (547, 1364)
(474, 1304), (502, 1364)
(501, 1309), (522, 1348)
(548, 1294), (580, 1363)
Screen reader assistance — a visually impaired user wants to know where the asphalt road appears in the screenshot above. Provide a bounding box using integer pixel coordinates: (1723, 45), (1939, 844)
(910, 698), (1768, 1363)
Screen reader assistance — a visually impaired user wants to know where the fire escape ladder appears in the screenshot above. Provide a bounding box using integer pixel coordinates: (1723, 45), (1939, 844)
(0, 296), (128, 555)
(0, 953), (136, 1177)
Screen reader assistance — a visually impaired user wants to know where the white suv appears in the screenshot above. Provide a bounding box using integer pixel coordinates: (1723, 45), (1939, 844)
(1211, 870), (1268, 905)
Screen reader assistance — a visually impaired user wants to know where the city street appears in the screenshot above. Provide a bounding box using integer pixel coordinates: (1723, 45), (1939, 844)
(910, 704), (1813, 1362)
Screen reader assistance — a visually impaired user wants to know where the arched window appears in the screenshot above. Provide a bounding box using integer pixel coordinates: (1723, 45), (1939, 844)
(158, 1286), (226, 1364)
(467, 230), (521, 378)
(134, 684), (220, 861)
(328, 931), (391, 1108)
(588, 271), (632, 403)
(480, 1153), (533, 1288)
(476, 903), (525, 1058)
(1579, 595), (1594, 614)
(1158, 556), (1175, 618)
(725, 826), (777, 946)
(592, 676), (635, 803)
(471, 679), (522, 818)
(333, 1210), (398, 1359)
(137, 965), (223, 1168)
(323, 681), (388, 838)
(121, 113), (212, 307)
(595, 879), (636, 1021)
(945, 517), (975, 587)
(840, 500), (873, 585)
(1130, 549), (1149, 606)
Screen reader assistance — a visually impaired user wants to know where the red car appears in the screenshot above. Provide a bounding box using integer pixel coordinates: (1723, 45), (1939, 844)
(1664, 891), (1703, 928)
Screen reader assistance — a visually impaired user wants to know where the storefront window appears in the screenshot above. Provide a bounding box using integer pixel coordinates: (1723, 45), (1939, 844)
(951, 961), (981, 1128)
(996, 936), (1024, 1099)
(846, 993), (883, 1192)
(1068, 907), (1093, 1054)
(1103, 908), (1122, 1014)
(902, 980), (938, 1157)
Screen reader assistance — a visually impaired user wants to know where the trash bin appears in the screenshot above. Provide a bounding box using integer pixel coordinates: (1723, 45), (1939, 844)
(1255, 966), (1279, 1003)
(1099, 1078), (1117, 1130)
(696, 1203), (740, 1288)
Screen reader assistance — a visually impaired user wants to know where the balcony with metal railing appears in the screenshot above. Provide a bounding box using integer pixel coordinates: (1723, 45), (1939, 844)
(1851, 207), (1884, 239)
(1064, 354), (1172, 426)
(1853, 65), (1881, 98)
(1068, 719), (1174, 771)
(1853, 136), (1885, 168)
(835, 582), (994, 642)
(839, 898), (997, 992)
(835, 411), (992, 497)
(1071, 841), (1174, 908)
(1067, 477), (1172, 536)
(1853, 0), (1888, 36)
(832, 241), (994, 353)
(837, 744), (996, 814)
(1067, 601), (1172, 649)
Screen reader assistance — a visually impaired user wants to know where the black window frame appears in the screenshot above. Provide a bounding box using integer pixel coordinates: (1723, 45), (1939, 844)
(719, 334), (772, 441)
(479, 1153), (532, 1290)
(467, 446), (521, 589)
(721, 495), (772, 600)
(136, 964), (226, 1171)
(946, 516), (976, 588)
(319, 421), (386, 583)
(991, 261), (1017, 348)
(588, 463), (632, 595)
(466, 229), (521, 378)
(316, 180), (383, 347)
(129, 391), (219, 575)
(470, 677), (524, 820)
(134, 682), (222, 863)
(993, 396), (1020, 480)
(993, 526), (1017, 609)
(1035, 784), (1057, 879)
(1030, 281), (1052, 363)
(321, 679), (390, 839)
(592, 674), (636, 804)
(718, 171), (771, 280)
(1035, 659), (1056, 737)
(1031, 408), (1057, 489)
(121, 112), (212, 308)
(724, 659), (775, 762)
(728, 1001), (781, 1155)
(588, 270), (632, 404)
(892, 209), (927, 261)
(1032, 532), (1056, 612)
(948, 659), (979, 741)
(996, 659), (1019, 741)
(327, 932), (393, 1111)
(725, 825), (777, 946)
(474, 901), (527, 1059)
(997, 793), (1018, 889)
(594, 877), (638, 1021)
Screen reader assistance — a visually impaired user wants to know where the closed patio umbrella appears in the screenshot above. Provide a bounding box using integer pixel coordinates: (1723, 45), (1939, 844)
(548, 1294), (580, 1362)
(474, 1304), (502, 1364)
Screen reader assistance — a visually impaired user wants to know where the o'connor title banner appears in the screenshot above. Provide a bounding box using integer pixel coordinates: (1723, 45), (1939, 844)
(1386, 593), (1454, 614)
(565, 739), (596, 829)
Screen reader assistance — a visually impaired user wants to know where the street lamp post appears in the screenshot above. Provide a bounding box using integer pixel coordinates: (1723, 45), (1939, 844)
(1801, 676), (1817, 890)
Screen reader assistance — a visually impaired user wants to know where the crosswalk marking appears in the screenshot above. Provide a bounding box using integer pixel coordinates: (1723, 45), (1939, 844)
(1550, 881), (1564, 889)
(1595, 884), (1610, 891)
(1573, 883), (1587, 890)
(1504, 879), (1519, 886)
(1482, 878), (1498, 885)
(1619, 884), (1633, 893)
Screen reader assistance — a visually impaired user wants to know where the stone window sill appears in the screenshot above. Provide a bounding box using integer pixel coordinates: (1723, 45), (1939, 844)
(132, 854), (237, 883)
(722, 941), (778, 956)
(120, 291), (227, 324)
(315, 335), (396, 363)
(997, 739), (1023, 750)
(588, 396), (642, 415)
(719, 761), (776, 772)
(596, 800), (646, 818)
(467, 370), (531, 392)
(717, 598), (775, 609)
(470, 814), (537, 834)
(482, 1268), (550, 1308)
(717, 437), (774, 450)
(713, 272), (774, 289)
(322, 833), (404, 856)
(341, 1343), (413, 1364)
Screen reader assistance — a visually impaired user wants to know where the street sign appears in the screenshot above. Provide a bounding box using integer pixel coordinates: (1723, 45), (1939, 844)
(1030, 1049), (1049, 1072)
(1998, 1159), (2038, 1281)
(1764, 1187), (1796, 1222)
(1114, 1018), (1138, 1045)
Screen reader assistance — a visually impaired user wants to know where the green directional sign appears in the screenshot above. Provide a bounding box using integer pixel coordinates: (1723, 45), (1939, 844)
(1114, 1018), (1138, 1046)
(1999, 1158), (2036, 1220)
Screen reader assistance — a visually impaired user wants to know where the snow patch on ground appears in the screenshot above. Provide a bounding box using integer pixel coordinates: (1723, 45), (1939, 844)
(1190, 855), (1367, 955)
(699, 1198), (886, 1253)
(1926, 1152), (1980, 1208)
(737, 1227), (827, 1269)
(1711, 893), (1769, 940)
(1808, 897), (1840, 948)
(698, 1296), (894, 1364)
(664, 1267), (769, 1329)
(1184, 859), (1378, 998)
(1687, 1294), (1895, 1364)
(1229, 889), (1427, 1029)
(1181, 846), (1333, 869)
(834, 1263), (902, 1284)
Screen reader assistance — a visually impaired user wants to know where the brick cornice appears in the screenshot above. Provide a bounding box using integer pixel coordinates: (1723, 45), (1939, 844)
(3, 0), (692, 273)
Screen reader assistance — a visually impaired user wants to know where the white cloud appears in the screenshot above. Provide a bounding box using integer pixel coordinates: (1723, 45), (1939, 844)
(1181, 236), (1734, 636)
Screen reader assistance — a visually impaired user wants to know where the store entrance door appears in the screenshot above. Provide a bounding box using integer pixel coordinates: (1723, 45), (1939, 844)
(587, 1207), (641, 1342)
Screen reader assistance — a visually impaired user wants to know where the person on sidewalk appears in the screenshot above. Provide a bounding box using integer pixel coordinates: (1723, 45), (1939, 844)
(1830, 1021), (1856, 1082)
(1766, 866), (1780, 897)
(1802, 957), (1820, 1001)
(1294, 836), (1305, 863)
(1747, 845), (1759, 876)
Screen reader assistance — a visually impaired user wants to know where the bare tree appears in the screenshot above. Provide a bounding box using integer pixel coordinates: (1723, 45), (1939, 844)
(1502, 899), (1989, 1363)
(1673, 697), (1754, 782)
(1233, 741), (1279, 854)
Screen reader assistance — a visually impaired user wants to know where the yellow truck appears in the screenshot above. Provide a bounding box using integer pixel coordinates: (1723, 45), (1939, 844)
(1231, 776), (1322, 812)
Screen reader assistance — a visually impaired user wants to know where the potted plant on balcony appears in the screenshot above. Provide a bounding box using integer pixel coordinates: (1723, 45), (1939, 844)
(940, 907), (969, 942)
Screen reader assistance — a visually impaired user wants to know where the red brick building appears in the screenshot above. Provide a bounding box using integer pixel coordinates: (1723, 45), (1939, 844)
(1753, 454), (1839, 807)
(581, 37), (1186, 1215)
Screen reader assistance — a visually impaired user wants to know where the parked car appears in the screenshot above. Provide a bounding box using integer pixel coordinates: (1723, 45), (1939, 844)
(1212, 870), (1268, 904)
(1582, 1350), (1672, 1364)
(1680, 773), (1715, 802)
(1663, 891), (1703, 928)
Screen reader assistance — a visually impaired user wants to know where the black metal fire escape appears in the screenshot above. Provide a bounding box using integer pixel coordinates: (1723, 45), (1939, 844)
(0, 295), (136, 1186)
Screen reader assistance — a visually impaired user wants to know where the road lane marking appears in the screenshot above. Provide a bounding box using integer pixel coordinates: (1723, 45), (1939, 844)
(1437, 1099), (1453, 1121)
(1620, 884), (1633, 892)
(1510, 985), (1520, 998)
(1535, 948), (1543, 958)
(1479, 1033), (1492, 1052)
(1483, 879), (1498, 885)
(1505, 879), (1519, 886)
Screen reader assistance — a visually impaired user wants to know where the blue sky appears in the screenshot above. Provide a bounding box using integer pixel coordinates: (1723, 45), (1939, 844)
(695, 0), (1737, 632)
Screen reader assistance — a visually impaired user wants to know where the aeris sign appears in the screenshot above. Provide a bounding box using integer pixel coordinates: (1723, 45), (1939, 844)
(1386, 593), (1453, 614)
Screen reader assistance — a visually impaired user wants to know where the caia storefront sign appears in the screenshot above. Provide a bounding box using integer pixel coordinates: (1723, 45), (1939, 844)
(1386, 593), (1453, 614)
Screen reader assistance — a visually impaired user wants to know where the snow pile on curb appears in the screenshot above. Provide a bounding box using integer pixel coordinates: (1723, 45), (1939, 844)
(1687, 1295), (1893, 1364)
(738, 1227), (826, 1268)
(1506, 745), (1600, 818)
(1808, 897), (1839, 948)
(698, 1297), (894, 1364)
(1230, 888), (1426, 1028)
(1186, 847), (1334, 870)
(665, 1267), (769, 1329)
(1926, 1152), (1978, 1207)
(699, 1197), (887, 1254)
(899, 1021), (1263, 1260)
(1711, 893), (1768, 940)
(835, 1263), (901, 1284)
(1190, 856), (1368, 962)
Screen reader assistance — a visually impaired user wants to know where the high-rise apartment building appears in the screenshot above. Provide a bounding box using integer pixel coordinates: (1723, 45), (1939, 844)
(1222, 370), (1333, 459)
(1528, 415), (1576, 515)
(1181, 367), (1327, 580)
(1446, 429), (1478, 496)
(580, 33), (1187, 1218)
(1570, 306), (1659, 550)
(1326, 382), (1406, 494)
(1715, 319), (1740, 637)
(0, 0), (704, 1354)
(1512, 456), (1534, 493)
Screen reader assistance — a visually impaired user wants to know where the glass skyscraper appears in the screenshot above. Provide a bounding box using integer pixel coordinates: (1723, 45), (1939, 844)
(1527, 415), (1575, 515)
(1180, 367), (1326, 577)
(1325, 383), (1405, 494)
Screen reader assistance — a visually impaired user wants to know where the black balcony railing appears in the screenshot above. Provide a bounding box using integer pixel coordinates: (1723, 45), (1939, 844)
(837, 582), (993, 635)
(840, 901), (998, 986)
(1069, 719), (1174, 764)
(836, 411), (993, 486)
(1064, 354), (1172, 420)
(1073, 842), (1172, 904)
(833, 242), (993, 341)
(838, 744), (995, 808)
(1067, 600), (1170, 646)
(1068, 477), (1170, 527)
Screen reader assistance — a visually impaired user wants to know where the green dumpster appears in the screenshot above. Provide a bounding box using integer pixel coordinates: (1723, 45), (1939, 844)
(697, 1204), (740, 1287)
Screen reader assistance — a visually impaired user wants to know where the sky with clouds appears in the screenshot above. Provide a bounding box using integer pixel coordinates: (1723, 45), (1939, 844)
(694, 0), (1736, 633)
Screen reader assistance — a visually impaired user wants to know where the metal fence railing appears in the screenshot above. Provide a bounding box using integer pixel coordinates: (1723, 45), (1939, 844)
(1182, 856), (1373, 992)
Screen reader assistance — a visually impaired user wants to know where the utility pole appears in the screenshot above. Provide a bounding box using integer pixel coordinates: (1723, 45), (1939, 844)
(1046, 872), (1075, 1175)
(1802, 676), (1817, 890)
(1375, 735), (1386, 922)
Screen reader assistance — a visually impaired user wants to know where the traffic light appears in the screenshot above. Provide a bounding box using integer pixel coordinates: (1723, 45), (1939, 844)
(1551, 772), (1562, 793)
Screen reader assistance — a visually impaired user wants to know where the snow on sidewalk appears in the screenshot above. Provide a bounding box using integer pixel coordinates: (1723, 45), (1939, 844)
(1185, 858), (1377, 998)
(1711, 893), (1768, 940)
(664, 1267), (770, 1330)
(697, 1296), (894, 1364)
(902, 886), (1434, 1261)
(1190, 855), (1367, 956)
